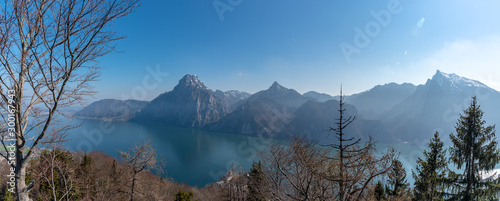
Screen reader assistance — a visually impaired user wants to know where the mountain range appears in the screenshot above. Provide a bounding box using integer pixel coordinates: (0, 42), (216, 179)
(380, 70), (500, 143)
(74, 71), (500, 144)
(206, 81), (313, 137)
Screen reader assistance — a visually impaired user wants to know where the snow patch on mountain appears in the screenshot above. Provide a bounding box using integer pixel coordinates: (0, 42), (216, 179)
(433, 70), (488, 88)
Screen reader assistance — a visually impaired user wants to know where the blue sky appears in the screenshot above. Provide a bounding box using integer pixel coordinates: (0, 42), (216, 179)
(92, 0), (500, 102)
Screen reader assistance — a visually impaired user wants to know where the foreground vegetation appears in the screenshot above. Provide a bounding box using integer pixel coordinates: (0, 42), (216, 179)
(0, 149), (226, 200)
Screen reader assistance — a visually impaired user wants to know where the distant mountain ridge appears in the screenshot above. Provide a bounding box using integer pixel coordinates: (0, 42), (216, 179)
(245, 81), (312, 108)
(74, 99), (148, 121)
(214, 90), (251, 108)
(282, 100), (391, 143)
(303, 91), (335, 102)
(75, 71), (500, 144)
(380, 70), (500, 143)
(206, 82), (309, 137)
(345, 82), (417, 119)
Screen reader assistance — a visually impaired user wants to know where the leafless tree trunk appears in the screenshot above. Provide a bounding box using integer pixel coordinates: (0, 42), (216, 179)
(321, 87), (395, 201)
(0, 0), (139, 200)
(44, 132), (74, 201)
(37, 148), (75, 200)
(118, 139), (164, 201)
(259, 137), (335, 201)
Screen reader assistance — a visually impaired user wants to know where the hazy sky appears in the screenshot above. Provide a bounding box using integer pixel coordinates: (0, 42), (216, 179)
(92, 0), (500, 102)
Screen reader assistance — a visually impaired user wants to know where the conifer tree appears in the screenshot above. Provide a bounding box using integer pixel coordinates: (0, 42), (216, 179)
(248, 161), (266, 201)
(374, 181), (386, 201)
(174, 191), (194, 201)
(386, 159), (410, 198)
(412, 132), (447, 201)
(448, 96), (500, 200)
(78, 152), (94, 198)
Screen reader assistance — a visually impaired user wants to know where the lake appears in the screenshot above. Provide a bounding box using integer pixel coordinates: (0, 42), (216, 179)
(64, 119), (433, 187)
(65, 119), (274, 187)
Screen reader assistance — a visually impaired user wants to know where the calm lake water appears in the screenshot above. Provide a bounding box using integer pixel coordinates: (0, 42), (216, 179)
(65, 119), (433, 187)
(65, 119), (272, 187)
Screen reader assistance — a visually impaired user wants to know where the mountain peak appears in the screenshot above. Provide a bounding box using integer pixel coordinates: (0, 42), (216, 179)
(176, 74), (208, 90)
(269, 81), (283, 90)
(432, 69), (449, 80)
(431, 70), (487, 88)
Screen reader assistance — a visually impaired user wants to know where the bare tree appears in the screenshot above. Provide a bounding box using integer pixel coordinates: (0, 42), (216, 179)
(259, 137), (334, 201)
(0, 0), (139, 200)
(321, 87), (395, 201)
(118, 139), (164, 201)
(221, 167), (248, 201)
(34, 149), (76, 200)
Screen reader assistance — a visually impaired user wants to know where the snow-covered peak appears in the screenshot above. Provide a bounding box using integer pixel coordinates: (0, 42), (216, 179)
(432, 70), (488, 88)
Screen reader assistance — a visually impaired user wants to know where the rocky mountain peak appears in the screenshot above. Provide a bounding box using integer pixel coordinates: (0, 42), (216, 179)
(268, 81), (287, 93)
(175, 74), (208, 90)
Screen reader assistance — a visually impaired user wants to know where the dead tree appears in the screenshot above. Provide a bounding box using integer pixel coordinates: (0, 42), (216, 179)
(323, 87), (395, 201)
(0, 0), (139, 200)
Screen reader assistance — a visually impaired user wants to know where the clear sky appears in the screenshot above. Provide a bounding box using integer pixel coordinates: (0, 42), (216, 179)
(91, 0), (500, 102)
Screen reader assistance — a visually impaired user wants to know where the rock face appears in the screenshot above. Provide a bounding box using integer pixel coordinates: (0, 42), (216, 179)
(206, 99), (290, 136)
(74, 99), (148, 121)
(131, 74), (230, 127)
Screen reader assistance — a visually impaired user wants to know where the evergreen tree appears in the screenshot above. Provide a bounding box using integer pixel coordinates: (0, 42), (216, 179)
(81, 152), (92, 167)
(448, 96), (500, 200)
(111, 159), (119, 183)
(248, 161), (266, 201)
(412, 132), (447, 201)
(374, 180), (386, 201)
(174, 191), (194, 201)
(78, 152), (93, 198)
(386, 158), (410, 198)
